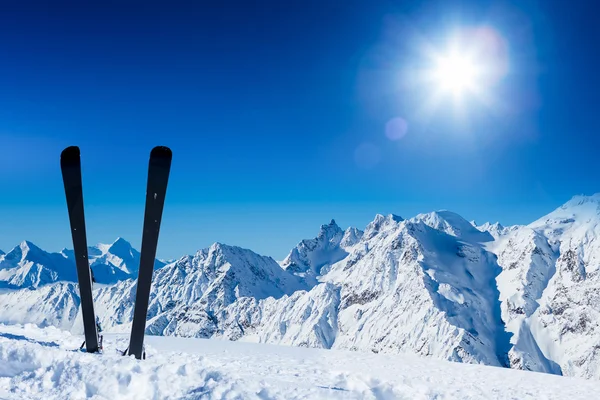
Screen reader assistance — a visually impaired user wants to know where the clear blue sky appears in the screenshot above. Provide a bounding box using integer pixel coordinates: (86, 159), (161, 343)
(0, 0), (598, 260)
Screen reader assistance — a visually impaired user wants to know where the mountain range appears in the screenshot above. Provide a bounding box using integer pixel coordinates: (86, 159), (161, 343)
(1, 194), (600, 379)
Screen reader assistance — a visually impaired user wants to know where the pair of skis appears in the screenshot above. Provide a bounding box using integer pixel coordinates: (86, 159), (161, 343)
(60, 146), (172, 359)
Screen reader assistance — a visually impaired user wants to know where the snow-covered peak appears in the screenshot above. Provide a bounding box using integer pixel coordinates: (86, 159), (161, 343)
(340, 227), (364, 248)
(117, 241), (309, 334)
(0, 241), (77, 287)
(476, 222), (521, 240)
(480, 221), (505, 231)
(526, 195), (600, 262)
(560, 193), (600, 209)
(530, 194), (600, 236)
(58, 238), (164, 284)
(193, 242), (305, 297)
(3, 241), (55, 267)
(281, 220), (353, 284)
(317, 219), (343, 243)
(17, 240), (43, 257)
(363, 213), (403, 240)
(106, 237), (134, 255)
(85, 237), (157, 282)
(413, 211), (494, 243)
(202, 241), (274, 267)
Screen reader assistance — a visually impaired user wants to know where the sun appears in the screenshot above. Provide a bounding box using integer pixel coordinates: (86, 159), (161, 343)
(415, 27), (509, 114)
(433, 52), (480, 96)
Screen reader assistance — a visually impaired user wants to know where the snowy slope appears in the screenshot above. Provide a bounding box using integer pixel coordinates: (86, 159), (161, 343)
(1, 323), (600, 400)
(0, 282), (80, 330)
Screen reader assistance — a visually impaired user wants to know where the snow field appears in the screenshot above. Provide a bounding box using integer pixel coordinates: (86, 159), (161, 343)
(2, 323), (600, 400)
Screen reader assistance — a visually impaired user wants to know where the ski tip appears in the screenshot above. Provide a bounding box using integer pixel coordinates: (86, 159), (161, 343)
(150, 146), (172, 160)
(60, 146), (80, 165)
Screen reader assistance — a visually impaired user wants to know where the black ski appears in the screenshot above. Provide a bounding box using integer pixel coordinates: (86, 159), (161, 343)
(127, 146), (172, 359)
(60, 146), (99, 353)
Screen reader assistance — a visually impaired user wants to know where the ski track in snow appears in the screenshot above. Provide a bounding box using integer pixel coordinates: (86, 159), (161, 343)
(1, 324), (599, 400)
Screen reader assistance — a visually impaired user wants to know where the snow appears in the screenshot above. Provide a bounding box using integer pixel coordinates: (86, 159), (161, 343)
(1, 323), (599, 400)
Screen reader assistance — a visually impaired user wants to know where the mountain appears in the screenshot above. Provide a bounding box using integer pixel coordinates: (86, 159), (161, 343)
(0, 241), (77, 288)
(523, 194), (600, 378)
(324, 212), (508, 365)
(0, 238), (164, 288)
(0, 281), (79, 330)
(415, 210), (494, 243)
(281, 219), (362, 285)
(62, 237), (166, 284)
(474, 221), (521, 240)
(91, 242), (308, 338)
(5, 194), (600, 380)
(493, 226), (561, 374)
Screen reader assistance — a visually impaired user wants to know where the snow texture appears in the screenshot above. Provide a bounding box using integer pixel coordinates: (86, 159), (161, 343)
(2, 323), (600, 400)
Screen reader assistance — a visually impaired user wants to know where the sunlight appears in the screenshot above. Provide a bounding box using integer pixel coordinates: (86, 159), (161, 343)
(412, 26), (509, 119)
(433, 52), (480, 96)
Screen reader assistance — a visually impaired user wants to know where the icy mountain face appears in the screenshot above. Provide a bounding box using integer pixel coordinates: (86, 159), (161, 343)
(525, 195), (600, 379)
(0, 241), (77, 288)
(484, 194), (600, 379)
(493, 227), (561, 374)
(325, 214), (509, 366)
(281, 220), (360, 285)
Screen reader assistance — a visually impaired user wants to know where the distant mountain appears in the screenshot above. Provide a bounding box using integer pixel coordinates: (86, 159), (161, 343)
(5, 195), (600, 380)
(0, 241), (77, 288)
(0, 238), (164, 287)
(62, 237), (165, 284)
(473, 221), (521, 240)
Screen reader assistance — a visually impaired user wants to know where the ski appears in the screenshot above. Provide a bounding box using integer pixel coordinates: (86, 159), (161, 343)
(127, 146), (172, 359)
(60, 146), (99, 353)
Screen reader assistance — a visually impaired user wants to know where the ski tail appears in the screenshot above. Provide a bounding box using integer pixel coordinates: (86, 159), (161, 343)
(127, 146), (172, 359)
(60, 146), (99, 353)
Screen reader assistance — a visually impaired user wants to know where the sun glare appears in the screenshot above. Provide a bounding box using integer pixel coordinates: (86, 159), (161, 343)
(415, 26), (509, 115)
(433, 53), (479, 95)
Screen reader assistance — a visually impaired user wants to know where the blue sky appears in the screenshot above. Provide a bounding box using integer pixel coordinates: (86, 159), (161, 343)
(1, 0), (599, 259)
